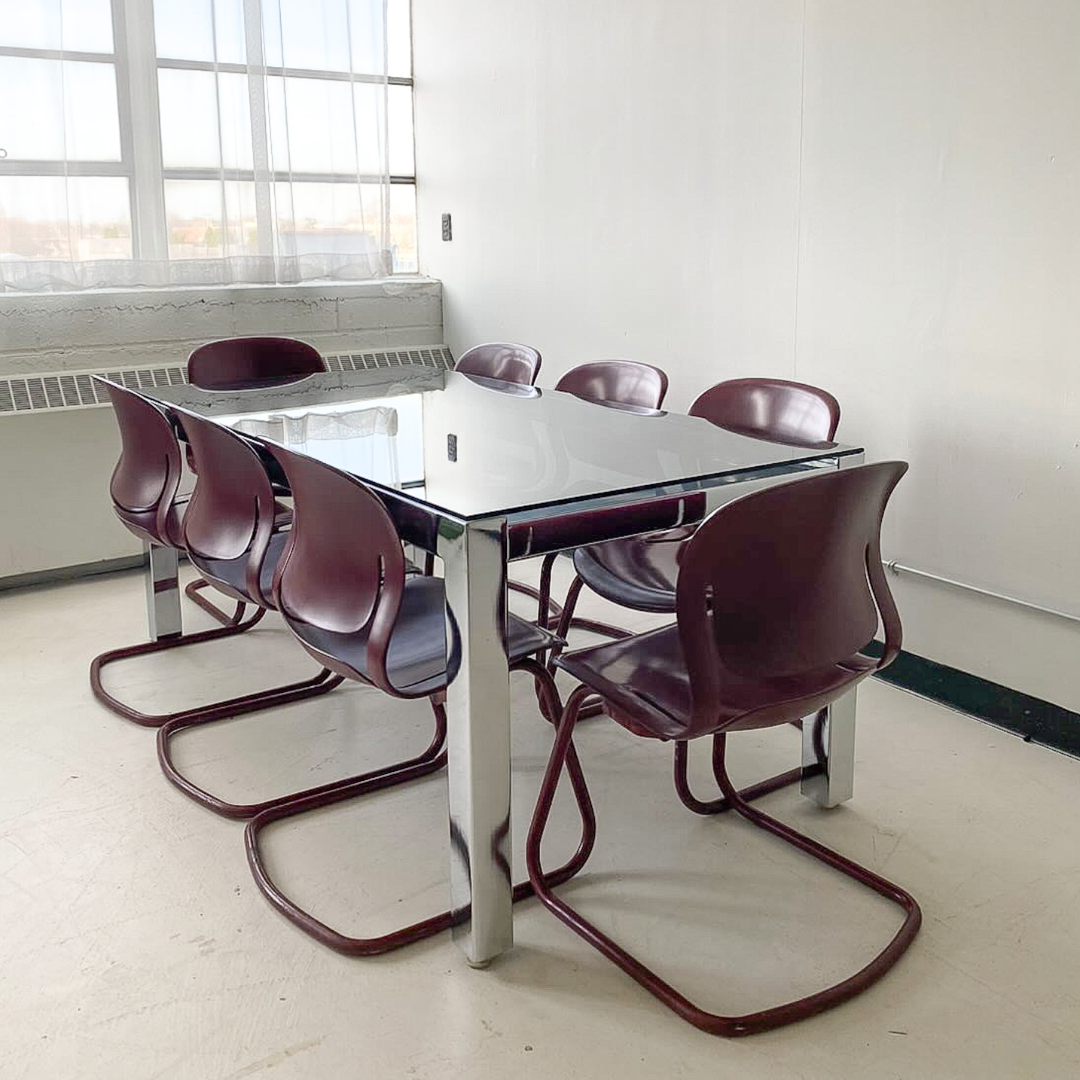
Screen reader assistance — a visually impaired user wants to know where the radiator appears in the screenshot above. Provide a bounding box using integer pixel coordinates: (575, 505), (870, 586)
(0, 345), (454, 584)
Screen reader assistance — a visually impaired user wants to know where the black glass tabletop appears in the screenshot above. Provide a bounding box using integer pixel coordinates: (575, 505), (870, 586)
(132, 365), (861, 522)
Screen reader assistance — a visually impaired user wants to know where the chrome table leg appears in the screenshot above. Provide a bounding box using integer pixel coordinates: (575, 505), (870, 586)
(800, 449), (865, 808)
(145, 542), (182, 642)
(801, 689), (857, 808)
(437, 517), (514, 965)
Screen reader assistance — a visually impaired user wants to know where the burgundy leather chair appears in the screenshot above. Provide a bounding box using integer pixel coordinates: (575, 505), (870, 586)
(454, 342), (542, 385)
(90, 381), (311, 728)
(243, 441), (595, 955)
(689, 377), (840, 448)
(152, 406), (368, 818)
(555, 359), (669, 411)
(187, 336), (327, 391)
(527, 461), (920, 1036)
(509, 359), (670, 627)
(183, 336), (327, 487)
(554, 377), (842, 642)
(421, 340), (545, 574)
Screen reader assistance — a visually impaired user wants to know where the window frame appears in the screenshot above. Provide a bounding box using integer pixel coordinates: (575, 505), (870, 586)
(0, 0), (416, 272)
(0, 2), (139, 258)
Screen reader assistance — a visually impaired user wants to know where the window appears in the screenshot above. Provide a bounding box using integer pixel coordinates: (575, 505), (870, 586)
(0, 0), (415, 291)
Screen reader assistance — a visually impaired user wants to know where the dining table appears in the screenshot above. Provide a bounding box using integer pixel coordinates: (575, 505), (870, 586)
(134, 363), (867, 967)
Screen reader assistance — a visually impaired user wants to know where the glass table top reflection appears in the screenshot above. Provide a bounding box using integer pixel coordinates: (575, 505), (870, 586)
(141, 365), (861, 522)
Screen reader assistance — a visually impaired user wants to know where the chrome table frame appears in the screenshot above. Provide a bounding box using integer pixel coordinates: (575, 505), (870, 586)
(145, 438), (863, 968)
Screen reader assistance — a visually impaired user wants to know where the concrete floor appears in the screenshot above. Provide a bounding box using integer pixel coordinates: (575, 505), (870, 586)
(1, 561), (1079, 1079)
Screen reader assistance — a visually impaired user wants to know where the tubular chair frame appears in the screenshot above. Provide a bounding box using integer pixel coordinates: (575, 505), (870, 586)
(245, 656), (596, 956)
(184, 576), (249, 624)
(529, 688), (920, 1037)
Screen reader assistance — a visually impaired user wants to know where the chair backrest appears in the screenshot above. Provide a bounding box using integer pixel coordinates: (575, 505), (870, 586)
(259, 441), (407, 691)
(187, 336), (327, 391)
(455, 342), (542, 385)
(675, 462), (906, 735)
(689, 378), (840, 447)
(172, 407), (279, 604)
(554, 360), (669, 410)
(99, 379), (183, 544)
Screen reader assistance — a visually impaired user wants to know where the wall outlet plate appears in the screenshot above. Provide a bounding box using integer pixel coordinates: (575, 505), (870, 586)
(447, 432), (457, 461)
(441, 213), (452, 241)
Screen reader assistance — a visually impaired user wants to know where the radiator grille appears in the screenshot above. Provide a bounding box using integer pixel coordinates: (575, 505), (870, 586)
(0, 365), (188, 414)
(323, 346), (454, 374)
(0, 345), (454, 416)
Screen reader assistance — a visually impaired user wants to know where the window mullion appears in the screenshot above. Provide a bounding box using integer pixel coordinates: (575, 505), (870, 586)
(242, 0), (274, 259)
(116, 0), (168, 261)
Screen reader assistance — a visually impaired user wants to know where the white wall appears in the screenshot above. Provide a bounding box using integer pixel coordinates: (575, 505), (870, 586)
(0, 280), (443, 579)
(413, 0), (1080, 710)
(413, 0), (805, 407)
(795, 1), (1080, 711)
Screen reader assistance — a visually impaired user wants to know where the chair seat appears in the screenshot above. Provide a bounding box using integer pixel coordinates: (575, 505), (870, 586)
(555, 624), (877, 740)
(572, 528), (694, 613)
(288, 575), (558, 697)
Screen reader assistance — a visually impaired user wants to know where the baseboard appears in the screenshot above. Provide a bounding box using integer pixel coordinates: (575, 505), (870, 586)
(0, 555), (145, 593)
(867, 642), (1080, 759)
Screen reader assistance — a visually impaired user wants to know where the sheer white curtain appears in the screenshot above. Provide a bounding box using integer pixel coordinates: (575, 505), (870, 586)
(232, 404), (400, 486)
(0, 0), (413, 292)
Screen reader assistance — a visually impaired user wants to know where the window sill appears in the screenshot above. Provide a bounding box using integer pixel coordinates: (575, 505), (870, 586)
(0, 277), (444, 375)
(0, 275), (439, 307)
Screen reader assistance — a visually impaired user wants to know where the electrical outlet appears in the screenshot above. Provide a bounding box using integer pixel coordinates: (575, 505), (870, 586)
(441, 213), (452, 241)
(447, 433), (457, 461)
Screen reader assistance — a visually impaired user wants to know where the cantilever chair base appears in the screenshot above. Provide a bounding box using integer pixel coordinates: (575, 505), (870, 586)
(672, 718), (817, 816)
(529, 463), (919, 1035)
(528, 686), (921, 1037)
(155, 669), (349, 818)
(245, 658), (597, 956)
(91, 605), (267, 727)
(90, 605), (340, 731)
(184, 576), (248, 625)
